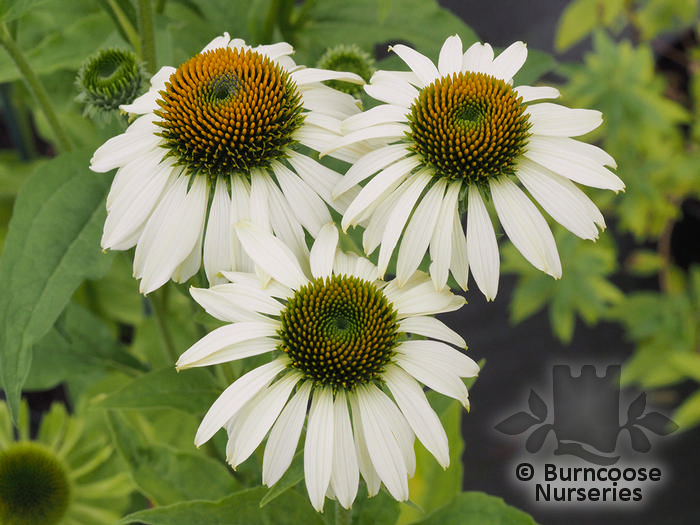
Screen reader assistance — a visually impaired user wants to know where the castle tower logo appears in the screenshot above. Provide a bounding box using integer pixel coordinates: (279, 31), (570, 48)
(496, 365), (678, 465)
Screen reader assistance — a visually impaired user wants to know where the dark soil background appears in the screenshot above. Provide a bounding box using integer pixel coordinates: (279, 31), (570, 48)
(439, 1), (700, 524)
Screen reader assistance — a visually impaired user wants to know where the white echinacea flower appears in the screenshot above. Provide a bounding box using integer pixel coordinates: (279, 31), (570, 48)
(90, 33), (366, 294)
(176, 221), (478, 512)
(327, 35), (624, 300)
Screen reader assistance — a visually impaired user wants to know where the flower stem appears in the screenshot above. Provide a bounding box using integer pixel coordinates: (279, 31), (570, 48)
(0, 23), (72, 152)
(137, 0), (157, 73)
(107, 0), (141, 56)
(335, 503), (352, 525)
(149, 287), (179, 364)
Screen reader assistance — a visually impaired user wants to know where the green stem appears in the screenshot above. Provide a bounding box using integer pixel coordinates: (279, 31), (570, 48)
(150, 287), (179, 364)
(335, 503), (352, 525)
(107, 0), (141, 56)
(137, 0), (157, 73)
(155, 0), (167, 14)
(0, 23), (72, 152)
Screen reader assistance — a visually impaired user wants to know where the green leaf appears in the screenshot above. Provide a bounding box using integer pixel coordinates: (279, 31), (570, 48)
(0, 148), (113, 421)
(106, 410), (241, 506)
(411, 491), (538, 525)
(24, 301), (146, 390)
(504, 231), (622, 344)
(95, 366), (221, 415)
(672, 389), (700, 430)
(259, 450), (304, 507)
(0, 0), (49, 23)
(294, 0), (478, 67)
(116, 486), (326, 525)
(555, 0), (625, 52)
(398, 393), (464, 524)
(352, 485), (400, 525)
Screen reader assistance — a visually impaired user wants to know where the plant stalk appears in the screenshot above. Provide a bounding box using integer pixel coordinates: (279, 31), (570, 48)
(0, 23), (72, 152)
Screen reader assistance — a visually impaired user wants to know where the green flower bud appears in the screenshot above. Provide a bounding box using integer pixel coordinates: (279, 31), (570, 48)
(316, 44), (375, 96)
(76, 48), (147, 121)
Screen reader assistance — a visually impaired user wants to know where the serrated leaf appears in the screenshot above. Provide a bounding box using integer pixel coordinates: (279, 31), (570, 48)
(636, 412), (678, 436)
(95, 367), (221, 414)
(626, 392), (647, 421)
(495, 412), (540, 436)
(0, 148), (113, 421)
(627, 426), (651, 453)
(116, 486), (326, 525)
(106, 411), (240, 506)
(24, 301), (146, 390)
(525, 424), (553, 454)
(410, 492), (538, 525)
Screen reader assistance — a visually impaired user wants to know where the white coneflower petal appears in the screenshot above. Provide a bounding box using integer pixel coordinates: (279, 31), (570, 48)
(399, 340), (479, 377)
(92, 34), (364, 294)
(333, 143), (411, 199)
(527, 103), (602, 137)
(333, 36), (619, 299)
(489, 41), (528, 81)
(524, 136), (623, 190)
(437, 34), (464, 77)
(384, 365), (449, 468)
(263, 382), (312, 487)
(181, 224), (477, 510)
(176, 321), (280, 370)
(291, 68), (364, 86)
(396, 179), (447, 285)
(310, 223), (339, 279)
(342, 156), (421, 229)
(91, 115), (161, 172)
(353, 385), (409, 501)
(377, 171), (433, 275)
(343, 105), (410, 133)
(305, 387), (335, 512)
(398, 316), (467, 349)
(462, 42), (494, 73)
(449, 205), (469, 290)
(466, 186), (499, 301)
(272, 161), (331, 234)
(134, 174), (208, 294)
(517, 158), (605, 239)
(388, 44), (439, 87)
(235, 222), (308, 289)
(429, 181), (461, 290)
(204, 179), (233, 285)
(364, 70), (419, 106)
(490, 177), (562, 278)
(188, 286), (271, 323)
(330, 391), (359, 509)
(286, 151), (360, 214)
(195, 358), (288, 447)
(102, 155), (174, 250)
(226, 371), (302, 469)
(514, 85), (560, 102)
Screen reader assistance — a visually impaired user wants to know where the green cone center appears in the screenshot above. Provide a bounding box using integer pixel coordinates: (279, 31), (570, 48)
(408, 71), (531, 184)
(0, 443), (70, 525)
(278, 275), (399, 389)
(155, 47), (304, 179)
